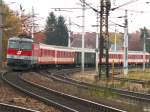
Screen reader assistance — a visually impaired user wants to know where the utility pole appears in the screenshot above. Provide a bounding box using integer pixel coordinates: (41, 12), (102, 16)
(143, 31), (146, 71)
(123, 10), (128, 76)
(81, 0), (85, 73)
(96, 9), (99, 74)
(31, 6), (34, 38)
(114, 25), (117, 51)
(68, 17), (71, 47)
(99, 0), (111, 79)
(0, 0), (3, 67)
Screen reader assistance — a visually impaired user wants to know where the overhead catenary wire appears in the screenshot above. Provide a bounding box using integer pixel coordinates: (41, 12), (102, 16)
(111, 0), (141, 11)
(82, 0), (142, 14)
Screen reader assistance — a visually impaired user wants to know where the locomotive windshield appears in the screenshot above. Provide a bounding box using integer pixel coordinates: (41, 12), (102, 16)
(8, 40), (32, 50)
(20, 41), (32, 50)
(8, 40), (19, 49)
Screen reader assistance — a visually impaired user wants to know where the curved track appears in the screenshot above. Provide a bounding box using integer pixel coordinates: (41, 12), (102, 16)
(0, 102), (39, 112)
(114, 76), (150, 85)
(2, 71), (126, 112)
(42, 69), (150, 103)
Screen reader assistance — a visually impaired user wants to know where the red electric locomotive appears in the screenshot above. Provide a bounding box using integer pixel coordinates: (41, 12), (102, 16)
(7, 37), (39, 70)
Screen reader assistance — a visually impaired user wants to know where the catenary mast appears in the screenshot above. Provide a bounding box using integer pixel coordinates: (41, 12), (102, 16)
(99, 0), (111, 79)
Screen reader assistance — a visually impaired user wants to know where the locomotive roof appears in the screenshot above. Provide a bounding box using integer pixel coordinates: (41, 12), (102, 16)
(9, 37), (33, 42)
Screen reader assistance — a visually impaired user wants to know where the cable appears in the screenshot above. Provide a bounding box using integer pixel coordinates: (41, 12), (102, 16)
(109, 21), (125, 28)
(111, 0), (140, 11)
(79, 0), (100, 13)
(79, 0), (141, 14)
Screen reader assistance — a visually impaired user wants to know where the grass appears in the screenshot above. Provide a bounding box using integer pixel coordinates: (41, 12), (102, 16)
(118, 68), (150, 80)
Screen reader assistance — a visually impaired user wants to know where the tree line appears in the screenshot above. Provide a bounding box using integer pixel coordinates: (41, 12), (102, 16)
(44, 12), (69, 46)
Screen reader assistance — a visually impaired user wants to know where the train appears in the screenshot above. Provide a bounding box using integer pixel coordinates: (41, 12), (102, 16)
(7, 36), (150, 70)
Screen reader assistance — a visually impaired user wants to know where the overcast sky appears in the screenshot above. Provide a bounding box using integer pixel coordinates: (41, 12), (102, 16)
(4, 0), (150, 33)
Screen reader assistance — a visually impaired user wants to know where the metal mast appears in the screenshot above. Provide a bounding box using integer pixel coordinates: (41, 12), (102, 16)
(81, 0), (85, 73)
(31, 6), (34, 38)
(123, 10), (128, 76)
(143, 31), (146, 71)
(0, 0), (3, 67)
(68, 17), (71, 47)
(96, 10), (99, 74)
(99, 0), (111, 79)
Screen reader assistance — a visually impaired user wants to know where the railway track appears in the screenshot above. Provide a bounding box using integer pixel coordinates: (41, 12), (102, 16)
(113, 76), (150, 85)
(65, 67), (150, 85)
(110, 66), (150, 85)
(42, 69), (150, 103)
(2, 71), (126, 112)
(0, 102), (39, 112)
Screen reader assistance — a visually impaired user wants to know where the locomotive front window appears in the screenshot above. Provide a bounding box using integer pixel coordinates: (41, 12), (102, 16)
(20, 42), (32, 50)
(8, 41), (19, 49)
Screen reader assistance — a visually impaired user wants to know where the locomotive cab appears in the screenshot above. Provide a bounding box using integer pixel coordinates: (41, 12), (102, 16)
(7, 36), (34, 70)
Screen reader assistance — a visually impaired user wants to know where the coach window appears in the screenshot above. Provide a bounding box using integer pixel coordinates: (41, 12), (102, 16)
(69, 52), (70, 57)
(64, 52), (65, 57)
(60, 52), (62, 57)
(47, 50), (49, 56)
(58, 51), (60, 57)
(41, 49), (42, 56)
(63, 52), (65, 57)
(113, 54), (115, 58)
(61, 51), (62, 57)
(46, 49), (48, 56)
(59, 51), (61, 57)
(113, 54), (114, 58)
(66, 52), (68, 57)
(128, 55), (130, 59)
(44, 49), (46, 56)
(113, 54), (115, 59)
(109, 54), (111, 58)
(49, 50), (51, 56)
(69, 52), (71, 57)
(45, 50), (47, 56)
(64, 52), (67, 57)
(57, 51), (59, 57)
(135, 55), (137, 59)
(64, 52), (66, 57)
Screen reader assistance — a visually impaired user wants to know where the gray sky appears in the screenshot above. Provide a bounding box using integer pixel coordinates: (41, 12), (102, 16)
(4, 0), (150, 33)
